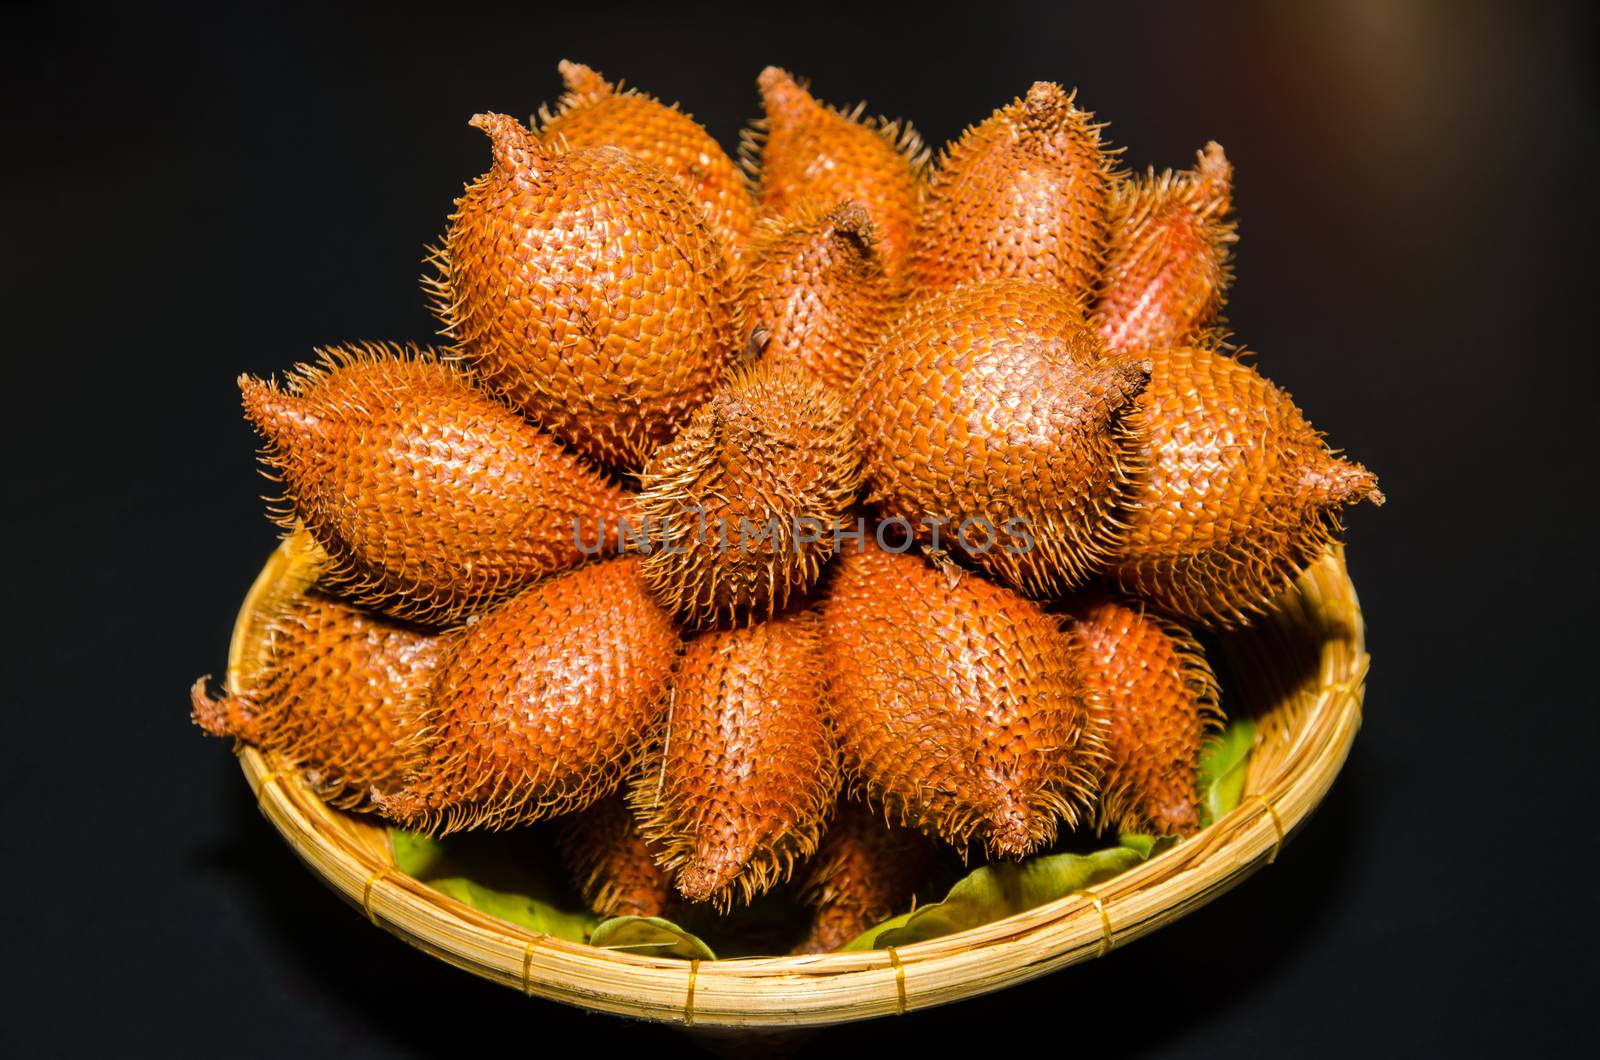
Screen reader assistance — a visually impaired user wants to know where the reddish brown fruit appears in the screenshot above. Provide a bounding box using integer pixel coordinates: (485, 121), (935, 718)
(635, 357), (861, 626)
(749, 67), (926, 283)
(537, 62), (756, 255)
(556, 796), (675, 919)
(1111, 345), (1384, 626)
(239, 344), (628, 625)
(631, 611), (838, 908)
(1097, 143), (1237, 352)
(372, 558), (680, 834)
(852, 280), (1149, 596)
(425, 112), (738, 469)
(821, 541), (1106, 858)
(739, 199), (896, 395)
(909, 82), (1113, 298)
(1066, 597), (1220, 836)
(190, 593), (442, 809)
(794, 800), (945, 953)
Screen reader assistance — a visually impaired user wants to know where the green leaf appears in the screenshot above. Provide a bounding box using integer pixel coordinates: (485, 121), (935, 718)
(389, 829), (448, 878)
(1198, 716), (1256, 827)
(427, 878), (596, 943)
(589, 916), (717, 961)
(386, 827), (597, 945)
(845, 840), (1155, 951)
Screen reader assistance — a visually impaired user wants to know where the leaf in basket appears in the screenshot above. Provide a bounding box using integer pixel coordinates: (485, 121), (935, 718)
(844, 841), (1155, 950)
(589, 916), (718, 960)
(389, 829), (449, 877)
(386, 827), (597, 943)
(1198, 716), (1256, 827)
(428, 878), (596, 942)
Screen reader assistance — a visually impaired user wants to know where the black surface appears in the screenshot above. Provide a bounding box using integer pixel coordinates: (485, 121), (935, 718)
(3, 2), (1594, 1055)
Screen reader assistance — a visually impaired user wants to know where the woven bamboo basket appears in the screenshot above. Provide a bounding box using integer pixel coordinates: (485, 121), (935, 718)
(225, 538), (1368, 1029)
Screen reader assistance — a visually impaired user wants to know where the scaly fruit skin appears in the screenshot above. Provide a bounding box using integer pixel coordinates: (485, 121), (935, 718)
(426, 113), (738, 469)
(749, 67), (926, 284)
(852, 280), (1149, 597)
(1111, 345), (1384, 627)
(1066, 597), (1219, 836)
(372, 558), (680, 834)
(794, 800), (945, 953)
(635, 357), (861, 626)
(1097, 143), (1237, 352)
(239, 344), (628, 625)
(631, 611), (838, 908)
(740, 200), (895, 395)
(190, 593), (442, 810)
(909, 82), (1112, 299)
(538, 62), (755, 256)
(557, 796), (675, 919)
(821, 541), (1106, 859)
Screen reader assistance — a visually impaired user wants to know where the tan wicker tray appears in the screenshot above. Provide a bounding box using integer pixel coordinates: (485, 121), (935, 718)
(226, 540), (1367, 1029)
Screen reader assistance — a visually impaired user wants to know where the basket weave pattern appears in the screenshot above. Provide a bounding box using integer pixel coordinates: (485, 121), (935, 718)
(227, 542), (1366, 1028)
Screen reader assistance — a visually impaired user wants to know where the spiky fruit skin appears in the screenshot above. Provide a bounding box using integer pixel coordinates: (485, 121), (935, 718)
(909, 82), (1112, 298)
(740, 200), (896, 395)
(1111, 345), (1384, 627)
(372, 558), (680, 834)
(821, 541), (1106, 859)
(794, 800), (945, 953)
(635, 358), (861, 626)
(852, 280), (1149, 597)
(1097, 143), (1237, 352)
(190, 593), (442, 810)
(538, 62), (755, 256)
(751, 67), (926, 284)
(557, 796), (675, 919)
(631, 611), (838, 908)
(427, 113), (738, 469)
(1066, 597), (1219, 836)
(239, 345), (627, 625)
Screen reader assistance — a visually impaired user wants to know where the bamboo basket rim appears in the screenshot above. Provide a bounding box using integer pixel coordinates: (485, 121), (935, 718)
(226, 540), (1367, 1029)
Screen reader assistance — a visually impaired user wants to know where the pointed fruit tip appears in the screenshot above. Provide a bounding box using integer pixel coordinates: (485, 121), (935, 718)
(825, 199), (880, 257)
(239, 374), (319, 441)
(757, 66), (809, 117)
(557, 59), (611, 96)
(1021, 81), (1070, 122)
(1198, 141), (1232, 181)
(1304, 456), (1384, 509)
(189, 676), (236, 738)
(468, 112), (539, 169)
(674, 857), (735, 904)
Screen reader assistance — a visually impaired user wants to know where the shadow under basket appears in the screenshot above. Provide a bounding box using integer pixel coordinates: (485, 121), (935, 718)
(226, 542), (1369, 1029)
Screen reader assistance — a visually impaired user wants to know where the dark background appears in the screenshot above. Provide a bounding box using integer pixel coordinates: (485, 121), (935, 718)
(3, 1), (1594, 1055)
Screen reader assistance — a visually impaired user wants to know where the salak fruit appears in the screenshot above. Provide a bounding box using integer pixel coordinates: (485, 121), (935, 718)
(739, 199), (896, 396)
(1110, 344), (1384, 627)
(822, 539), (1107, 859)
(852, 279), (1148, 596)
(1066, 596), (1220, 836)
(557, 796), (676, 919)
(749, 67), (926, 284)
(190, 591), (442, 809)
(910, 81), (1112, 299)
(634, 356), (860, 626)
(239, 343), (627, 625)
(631, 610), (838, 908)
(1097, 142), (1237, 352)
(425, 112), (738, 469)
(538, 61), (756, 255)
(794, 800), (945, 953)
(372, 558), (680, 833)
